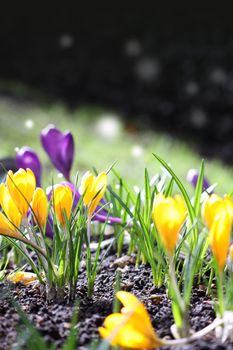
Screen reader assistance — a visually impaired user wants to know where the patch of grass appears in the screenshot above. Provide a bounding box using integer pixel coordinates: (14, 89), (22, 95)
(0, 96), (232, 194)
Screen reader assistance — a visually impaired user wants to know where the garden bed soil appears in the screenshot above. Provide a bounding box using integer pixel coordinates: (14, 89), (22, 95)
(0, 249), (232, 350)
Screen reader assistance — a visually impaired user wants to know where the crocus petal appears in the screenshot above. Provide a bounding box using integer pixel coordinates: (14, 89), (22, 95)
(99, 291), (163, 349)
(7, 168), (36, 217)
(0, 183), (22, 229)
(7, 271), (38, 285)
(53, 184), (73, 226)
(0, 212), (22, 238)
(41, 124), (74, 181)
(31, 187), (48, 228)
(93, 213), (122, 224)
(16, 146), (42, 186)
(80, 171), (107, 216)
(152, 194), (186, 253)
(209, 212), (232, 270)
(187, 169), (211, 192)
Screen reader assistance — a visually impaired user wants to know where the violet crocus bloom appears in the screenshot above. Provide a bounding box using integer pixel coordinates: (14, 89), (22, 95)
(186, 169), (211, 192)
(16, 146), (42, 186)
(41, 124), (74, 181)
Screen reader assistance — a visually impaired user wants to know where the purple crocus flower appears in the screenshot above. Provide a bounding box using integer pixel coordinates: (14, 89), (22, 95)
(16, 146), (42, 186)
(41, 124), (74, 181)
(186, 169), (211, 192)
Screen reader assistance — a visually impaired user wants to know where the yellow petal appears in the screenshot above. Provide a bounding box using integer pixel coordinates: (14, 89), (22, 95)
(117, 291), (158, 342)
(209, 212), (232, 270)
(80, 171), (95, 205)
(88, 172), (107, 215)
(53, 185), (73, 226)
(7, 168), (36, 217)
(0, 212), (22, 238)
(202, 194), (222, 229)
(99, 292), (163, 349)
(0, 184), (21, 229)
(152, 194), (186, 253)
(31, 187), (48, 228)
(80, 171), (107, 216)
(7, 271), (38, 285)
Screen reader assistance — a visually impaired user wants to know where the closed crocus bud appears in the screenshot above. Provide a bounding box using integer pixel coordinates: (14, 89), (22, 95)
(79, 171), (107, 216)
(16, 146), (42, 186)
(6, 168), (36, 217)
(31, 188), (48, 228)
(152, 194), (187, 254)
(209, 211), (232, 271)
(7, 271), (38, 285)
(53, 185), (73, 226)
(41, 124), (74, 181)
(0, 183), (22, 238)
(99, 291), (163, 349)
(202, 194), (233, 271)
(202, 194), (233, 229)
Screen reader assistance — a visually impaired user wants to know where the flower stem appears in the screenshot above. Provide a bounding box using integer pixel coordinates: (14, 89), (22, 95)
(164, 317), (223, 346)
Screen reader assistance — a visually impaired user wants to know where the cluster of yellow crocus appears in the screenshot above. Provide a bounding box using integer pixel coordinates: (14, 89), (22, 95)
(99, 291), (163, 349)
(0, 168), (75, 239)
(202, 194), (233, 271)
(152, 194), (187, 254)
(79, 171), (107, 216)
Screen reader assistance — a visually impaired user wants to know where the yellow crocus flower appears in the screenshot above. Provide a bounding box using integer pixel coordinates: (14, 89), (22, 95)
(209, 211), (232, 271)
(53, 184), (72, 226)
(7, 168), (36, 217)
(0, 183), (22, 238)
(7, 271), (38, 285)
(202, 194), (233, 229)
(202, 194), (233, 271)
(152, 194), (187, 254)
(99, 291), (163, 349)
(79, 171), (107, 216)
(31, 187), (48, 228)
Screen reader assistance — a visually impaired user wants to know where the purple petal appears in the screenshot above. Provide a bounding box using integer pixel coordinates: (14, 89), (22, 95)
(16, 146), (42, 186)
(187, 169), (211, 192)
(93, 213), (123, 225)
(41, 124), (74, 181)
(45, 215), (54, 239)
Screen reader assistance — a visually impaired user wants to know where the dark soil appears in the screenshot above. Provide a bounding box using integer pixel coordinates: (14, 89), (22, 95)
(0, 248), (232, 350)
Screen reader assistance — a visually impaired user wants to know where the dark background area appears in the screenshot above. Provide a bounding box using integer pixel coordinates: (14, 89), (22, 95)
(0, 2), (233, 163)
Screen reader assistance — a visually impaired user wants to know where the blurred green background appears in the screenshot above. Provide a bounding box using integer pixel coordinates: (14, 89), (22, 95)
(0, 95), (232, 195)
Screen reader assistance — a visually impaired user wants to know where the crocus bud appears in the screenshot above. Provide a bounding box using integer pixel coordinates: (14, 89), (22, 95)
(152, 194), (187, 254)
(186, 169), (210, 192)
(41, 124), (74, 181)
(79, 171), (107, 216)
(202, 194), (233, 271)
(0, 183), (22, 238)
(202, 194), (233, 229)
(6, 168), (36, 217)
(31, 187), (48, 228)
(16, 146), (42, 186)
(209, 211), (232, 271)
(53, 184), (73, 226)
